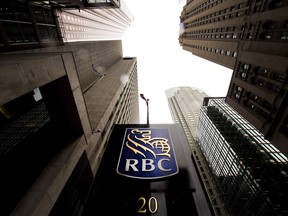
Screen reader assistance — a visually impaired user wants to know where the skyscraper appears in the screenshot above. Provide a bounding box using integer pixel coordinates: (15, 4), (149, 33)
(0, 0), (132, 52)
(165, 86), (208, 143)
(166, 88), (288, 215)
(58, 0), (133, 42)
(0, 41), (139, 215)
(197, 98), (288, 215)
(179, 0), (288, 154)
(166, 87), (228, 215)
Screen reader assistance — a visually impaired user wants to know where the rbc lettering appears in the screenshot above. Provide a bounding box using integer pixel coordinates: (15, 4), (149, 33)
(125, 159), (172, 172)
(117, 128), (178, 179)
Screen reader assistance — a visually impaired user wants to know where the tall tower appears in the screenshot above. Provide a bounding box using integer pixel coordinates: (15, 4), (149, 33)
(197, 98), (288, 215)
(166, 87), (228, 215)
(179, 0), (288, 154)
(0, 0), (132, 52)
(0, 41), (139, 215)
(165, 86), (208, 143)
(58, 0), (134, 42)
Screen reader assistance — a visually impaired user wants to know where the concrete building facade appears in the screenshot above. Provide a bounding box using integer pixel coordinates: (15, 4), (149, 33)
(0, 41), (139, 215)
(0, 0), (132, 52)
(179, 0), (288, 155)
(58, 0), (133, 42)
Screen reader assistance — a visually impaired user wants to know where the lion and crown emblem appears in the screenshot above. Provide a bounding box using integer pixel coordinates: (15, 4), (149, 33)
(117, 128), (178, 179)
(126, 129), (171, 158)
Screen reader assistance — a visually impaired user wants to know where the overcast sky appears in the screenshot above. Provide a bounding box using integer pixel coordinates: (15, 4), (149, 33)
(122, 0), (233, 124)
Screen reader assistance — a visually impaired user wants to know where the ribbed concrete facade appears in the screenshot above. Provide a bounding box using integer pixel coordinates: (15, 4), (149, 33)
(179, 0), (288, 156)
(0, 41), (139, 215)
(58, 0), (133, 41)
(166, 87), (208, 139)
(0, 0), (132, 52)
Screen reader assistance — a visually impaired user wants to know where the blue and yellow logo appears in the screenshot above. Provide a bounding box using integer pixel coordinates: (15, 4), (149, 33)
(117, 128), (178, 179)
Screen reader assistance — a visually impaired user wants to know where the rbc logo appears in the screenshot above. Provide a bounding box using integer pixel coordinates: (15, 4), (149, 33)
(116, 128), (178, 179)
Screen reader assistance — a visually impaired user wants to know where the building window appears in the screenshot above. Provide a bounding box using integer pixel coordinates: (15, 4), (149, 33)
(279, 116), (288, 136)
(262, 21), (275, 29)
(243, 64), (250, 70)
(255, 78), (265, 86)
(260, 32), (272, 39)
(240, 72), (247, 79)
(280, 31), (288, 40)
(272, 72), (286, 82)
(236, 86), (243, 92)
(234, 93), (241, 99)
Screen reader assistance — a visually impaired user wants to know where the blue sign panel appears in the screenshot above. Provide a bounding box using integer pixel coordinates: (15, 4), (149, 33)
(117, 128), (178, 179)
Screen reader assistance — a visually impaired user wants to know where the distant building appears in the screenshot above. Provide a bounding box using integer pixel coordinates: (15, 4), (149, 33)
(179, 0), (288, 154)
(166, 87), (228, 215)
(165, 86), (208, 142)
(166, 87), (288, 215)
(197, 98), (288, 215)
(0, 41), (139, 215)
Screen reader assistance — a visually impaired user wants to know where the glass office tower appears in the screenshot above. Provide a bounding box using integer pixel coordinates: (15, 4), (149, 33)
(166, 87), (228, 215)
(197, 98), (288, 215)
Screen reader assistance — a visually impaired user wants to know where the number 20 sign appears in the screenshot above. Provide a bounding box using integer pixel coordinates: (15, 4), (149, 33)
(137, 197), (158, 214)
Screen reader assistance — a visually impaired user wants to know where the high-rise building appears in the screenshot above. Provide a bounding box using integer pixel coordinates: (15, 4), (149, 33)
(166, 88), (288, 215)
(58, 0), (133, 42)
(165, 86), (208, 142)
(179, 0), (288, 154)
(0, 0), (131, 52)
(166, 87), (228, 215)
(197, 98), (288, 215)
(0, 41), (139, 215)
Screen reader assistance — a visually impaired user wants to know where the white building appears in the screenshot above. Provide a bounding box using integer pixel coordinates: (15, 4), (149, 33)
(58, 0), (134, 41)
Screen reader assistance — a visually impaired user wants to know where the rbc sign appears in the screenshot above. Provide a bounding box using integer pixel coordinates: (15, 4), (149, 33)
(117, 128), (179, 179)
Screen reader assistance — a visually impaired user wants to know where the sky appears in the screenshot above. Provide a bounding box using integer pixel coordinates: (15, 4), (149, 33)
(122, 0), (233, 124)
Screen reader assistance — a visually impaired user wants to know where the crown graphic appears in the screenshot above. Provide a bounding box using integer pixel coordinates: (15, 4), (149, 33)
(125, 129), (171, 158)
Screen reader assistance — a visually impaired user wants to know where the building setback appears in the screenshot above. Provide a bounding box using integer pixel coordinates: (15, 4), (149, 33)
(179, 0), (288, 156)
(0, 41), (139, 215)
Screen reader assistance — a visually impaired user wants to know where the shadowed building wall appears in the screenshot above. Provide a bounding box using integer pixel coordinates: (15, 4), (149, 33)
(0, 41), (139, 215)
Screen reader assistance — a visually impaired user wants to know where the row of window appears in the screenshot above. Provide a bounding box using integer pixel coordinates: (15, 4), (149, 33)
(184, 32), (242, 40)
(182, 17), (288, 41)
(232, 83), (273, 120)
(185, 0), (287, 20)
(0, 2), (55, 25)
(186, 0), (249, 19)
(236, 62), (287, 95)
(185, 24), (244, 35)
(0, 2), (61, 47)
(100, 62), (138, 136)
(183, 43), (238, 57)
(0, 21), (59, 44)
(185, 6), (248, 29)
(185, 26), (288, 41)
(233, 86), (273, 116)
